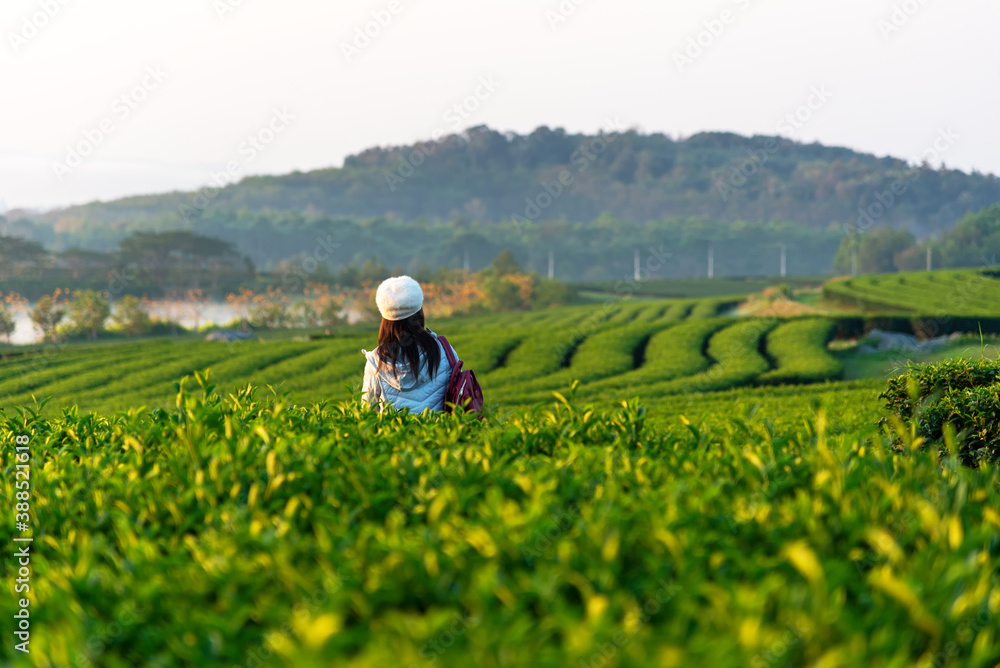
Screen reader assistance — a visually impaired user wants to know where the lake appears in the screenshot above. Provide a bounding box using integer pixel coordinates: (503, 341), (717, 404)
(9, 301), (244, 345)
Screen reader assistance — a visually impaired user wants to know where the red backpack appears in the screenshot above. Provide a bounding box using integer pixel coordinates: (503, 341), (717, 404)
(436, 335), (484, 415)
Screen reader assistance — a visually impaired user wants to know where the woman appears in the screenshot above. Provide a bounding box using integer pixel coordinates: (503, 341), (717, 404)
(361, 275), (457, 412)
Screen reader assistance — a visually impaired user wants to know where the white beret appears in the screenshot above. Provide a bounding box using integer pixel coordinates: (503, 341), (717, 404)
(375, 275), (424, 321)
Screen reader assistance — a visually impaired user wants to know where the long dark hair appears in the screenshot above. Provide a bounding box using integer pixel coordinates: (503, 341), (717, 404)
(376, 308), (441, 379)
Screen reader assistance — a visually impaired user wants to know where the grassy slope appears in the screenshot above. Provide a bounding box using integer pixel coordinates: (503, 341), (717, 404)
(823, 269), (1000, 315)
(836, 336), (1000, 381)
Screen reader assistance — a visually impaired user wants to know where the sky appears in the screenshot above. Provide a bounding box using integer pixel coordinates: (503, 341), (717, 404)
(2, 0), (998, 212)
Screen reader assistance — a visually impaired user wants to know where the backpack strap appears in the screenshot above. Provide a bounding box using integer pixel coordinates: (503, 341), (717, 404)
(436, 335), (460, 370)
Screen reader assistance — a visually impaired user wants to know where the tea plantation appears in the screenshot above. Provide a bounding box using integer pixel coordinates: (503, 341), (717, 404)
(2, 296), (999, 667)
(824, 268), (1000, 317)
(0, 298), (838, 415)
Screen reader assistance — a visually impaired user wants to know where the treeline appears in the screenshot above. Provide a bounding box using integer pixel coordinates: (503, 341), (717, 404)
(10, 126), (1000, 240)
(833, 203), (1000, 274)
(0, 231), (254, 300)
(266, 216), (847, 287)
(5, 204), (1000, 299)
(2, 216), (845, 294)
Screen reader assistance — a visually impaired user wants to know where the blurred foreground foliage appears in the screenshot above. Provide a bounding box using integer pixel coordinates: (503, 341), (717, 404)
(1, 372), (998, 667)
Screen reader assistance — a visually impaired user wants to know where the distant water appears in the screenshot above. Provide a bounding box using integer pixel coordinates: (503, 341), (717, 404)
(8, 300), (361, 345)
(9, 301), (243, 345)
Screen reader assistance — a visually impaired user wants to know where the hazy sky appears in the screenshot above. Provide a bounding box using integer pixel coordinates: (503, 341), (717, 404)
(2, 0), (998, 211)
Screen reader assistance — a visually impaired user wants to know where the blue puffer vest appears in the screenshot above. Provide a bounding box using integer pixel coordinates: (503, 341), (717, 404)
(361, 330), (456, 413)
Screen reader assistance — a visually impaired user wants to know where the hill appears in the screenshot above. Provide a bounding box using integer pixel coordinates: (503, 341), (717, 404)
(16, 126), (1000, 238)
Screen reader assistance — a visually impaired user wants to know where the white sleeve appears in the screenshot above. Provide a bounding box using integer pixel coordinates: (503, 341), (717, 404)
(362, 357), (383, 407)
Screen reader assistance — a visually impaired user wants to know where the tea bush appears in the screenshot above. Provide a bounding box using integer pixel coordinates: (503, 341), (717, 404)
(880, 357), (1000, 465)
(523, 318), (729, 404)
(511, 322), (665, 396)
(759, 319), (843, 386)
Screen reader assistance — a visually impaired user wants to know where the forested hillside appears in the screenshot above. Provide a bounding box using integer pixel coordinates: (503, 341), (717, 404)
(4, 126), (999, 282)
(14, 125), (1000, 236)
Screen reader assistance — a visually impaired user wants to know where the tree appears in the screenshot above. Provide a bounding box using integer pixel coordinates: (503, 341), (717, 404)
(934, 203), (1000, 267)
(112, 296), (153, 338)
(479, 273), (533, 311)
(833, 225), (861, 276)
(318, 298), (345, 329)
(225, 288), (255, 331)
(290, 300), (318, 328)
(66, 290), (111, 339)
(0, 235), (46, 280)
(0, 292), (26, 344)
(185, 289), (207, 333)
(117, 230), (248, 293)
(358, 257), (389, 284)
(30, 294), (65, 343)
(299, 284), (346, 330)
(532, 278), (576, 308)
(0, 304), (15, 344)
(490, 250), (521, 277)
(152, 291), (186, 336)
(59, 248), (111, 280)
(337, 265), (361, 287)
(249, 288), (290, 329)
(834, 226), (915, 274)
(892, 242), (933, 272)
